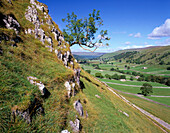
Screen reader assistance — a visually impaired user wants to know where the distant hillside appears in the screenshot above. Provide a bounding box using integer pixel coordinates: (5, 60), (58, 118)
(100, 46), (170, 64)
(73, 52), (106, 59)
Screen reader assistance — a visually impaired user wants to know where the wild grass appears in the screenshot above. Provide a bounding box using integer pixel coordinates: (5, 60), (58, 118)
(76, 71), (163, 132)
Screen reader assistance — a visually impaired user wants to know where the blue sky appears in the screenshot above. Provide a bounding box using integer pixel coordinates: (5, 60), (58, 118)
(39, 0), (170, 53)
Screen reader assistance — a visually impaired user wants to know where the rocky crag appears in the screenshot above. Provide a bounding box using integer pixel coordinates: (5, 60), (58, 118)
(1, 0), (83, 132)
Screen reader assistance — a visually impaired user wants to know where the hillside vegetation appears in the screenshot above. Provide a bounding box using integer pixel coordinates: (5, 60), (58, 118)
(0, 0), (167, 132)
(100, 46), (170, 65)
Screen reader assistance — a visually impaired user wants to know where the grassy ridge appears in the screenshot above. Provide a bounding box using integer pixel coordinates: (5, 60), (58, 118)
(100, 45), (170, 65)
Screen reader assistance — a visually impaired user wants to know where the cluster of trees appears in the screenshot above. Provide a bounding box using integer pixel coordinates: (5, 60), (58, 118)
(105, 74), (126, 80)
(109, 67), (170, 86)
(92, 64), (101, 69)
(167, 67), (170, 70)
(85, 70), (91, 74)
(95, 73), (104, 78)
(140, 83), (153, 96)
(114, 51), (138, 60)
(95, 73), (126, 80)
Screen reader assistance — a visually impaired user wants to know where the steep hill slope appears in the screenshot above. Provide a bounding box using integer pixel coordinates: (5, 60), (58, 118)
(0, 0), (167, 132)
(100, 46), (170, 64)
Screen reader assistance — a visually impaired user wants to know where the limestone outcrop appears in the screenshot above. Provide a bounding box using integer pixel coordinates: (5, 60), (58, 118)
(2, 14), (20, 34)
(74, 100), (84, 117)
(12, 98), (44, 123)
(69, 118), (81, 133)
(27, 76), (51, 98)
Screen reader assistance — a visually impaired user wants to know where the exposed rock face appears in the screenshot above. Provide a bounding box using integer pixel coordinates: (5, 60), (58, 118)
(46, 19), (53, 25)
(74, 68), (81, 87)
(61, 130), (70, 133)
(27, 76), (51, 98)
(64, 81), (72, 98)
(69, 118), (80, 133)
(2, 14), (20, 34)
(12, 98), (44, 123)
(7, 0), (12, 4)
(74, 100), (84, 117)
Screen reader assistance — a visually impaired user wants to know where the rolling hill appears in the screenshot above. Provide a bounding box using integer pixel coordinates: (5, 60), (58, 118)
(100, 46), (170, 64)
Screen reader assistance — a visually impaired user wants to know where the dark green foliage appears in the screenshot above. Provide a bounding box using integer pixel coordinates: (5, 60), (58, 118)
(137, 77), (144, 81)
(95, 64), (100, 69)
(114, 51), (138, 60)
(105, 74), (111, 79)
(165, 78), (170, 86)
(130, 76), (134, 81)
(159, 61), (165, 65)
(62, 9), (110, 52)
(85, 70), (91, 74)
(95, 73), (104, 78)
(167, 67), (170, 70)
(111, 74), (119, 80)
(140, 83), (153, 96)
(110, 68), (115, 71)
(132, 72), (137, 76)
(120, 75), (126, 79)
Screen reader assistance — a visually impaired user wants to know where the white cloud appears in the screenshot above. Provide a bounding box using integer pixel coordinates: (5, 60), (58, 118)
(147, 36), (160, 40)
(119, 44), (153, 50)
(128, 33), (133, 37)
(144, 42), (148, 45)
(155, 38), (170, 46)
(148, 19), (170, 39)
(128, 33), (141, 38)
(134, 32), (141, 38)
(125, 41), (131, 45)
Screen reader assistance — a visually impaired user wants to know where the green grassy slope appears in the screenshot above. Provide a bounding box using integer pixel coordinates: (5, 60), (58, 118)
(0, 0), (166, 132)
(100, 46), (170, 65)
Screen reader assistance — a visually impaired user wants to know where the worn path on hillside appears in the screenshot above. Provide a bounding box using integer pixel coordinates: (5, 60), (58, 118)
(104, 81), (170, 89)
(99, 80), (170, 132)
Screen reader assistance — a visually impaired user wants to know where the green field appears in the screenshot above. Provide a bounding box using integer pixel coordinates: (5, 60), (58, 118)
(100, 78), (169, 87)
(146, 97), (170, 106)
(81, 64), (135, 80)
(120, 93), (170, 124)
(106, 83), (170, 96)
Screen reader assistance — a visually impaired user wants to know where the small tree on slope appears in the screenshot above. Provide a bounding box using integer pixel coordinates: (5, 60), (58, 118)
(62, 9), (110, 52)
(140, 83), (153, 96)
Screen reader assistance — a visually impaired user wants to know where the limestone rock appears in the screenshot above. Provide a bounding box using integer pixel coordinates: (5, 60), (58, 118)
(74, 69), (81, 87)
(12, 98), (44, 123)
(27, 76), (50, 98)
(64, 81), (72, 98)
(69, 118), (80, 133)
(61, 130), (70, 133)
(46, 19), (53, 25)
(7, 0), (12, 4)
(3, 14), (20, 34)
(74, 100), (83, 117)
(39, 29), (45, 44)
